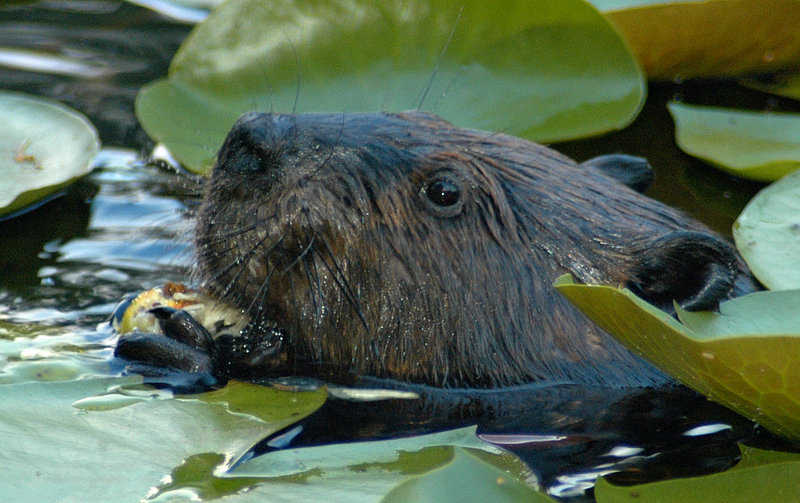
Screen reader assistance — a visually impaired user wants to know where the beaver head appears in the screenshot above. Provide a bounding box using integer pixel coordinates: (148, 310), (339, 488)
(194, 111), (756, 388)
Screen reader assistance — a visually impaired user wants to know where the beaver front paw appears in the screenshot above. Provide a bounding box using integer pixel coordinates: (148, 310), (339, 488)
(625, 231), (752, 312)
(114, 307), (219, 390)
(114, 302), (288, 390)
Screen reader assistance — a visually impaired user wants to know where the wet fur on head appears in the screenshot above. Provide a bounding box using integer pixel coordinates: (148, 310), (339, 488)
(195, 111), (753, 388)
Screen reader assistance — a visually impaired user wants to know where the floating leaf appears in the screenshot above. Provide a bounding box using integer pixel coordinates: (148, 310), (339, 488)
(381, 447), (553, 503)
(554, 274), (800, 442)
(668, 102), (800, 182)
(230, 425), (501, 478)
(591, 0), (800, 80)
(136, 0), (645, 173)
(218, 426), (546, 502)
(594, 445), (800, 502)
(0, 375), (325, 501)
(733, 169), (800, 290)
(0, 92), (99, 218)
(2, 325), (543, 502)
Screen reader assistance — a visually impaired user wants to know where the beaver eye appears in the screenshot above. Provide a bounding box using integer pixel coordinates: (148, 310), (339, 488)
(425, 179), (460, 207)
(420, 176), (464, 218)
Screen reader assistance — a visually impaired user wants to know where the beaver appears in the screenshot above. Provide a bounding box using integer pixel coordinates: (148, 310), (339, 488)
(115, 110), (757, 390)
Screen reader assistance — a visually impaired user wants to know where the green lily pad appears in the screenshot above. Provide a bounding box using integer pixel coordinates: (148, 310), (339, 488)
(0, 374), (325, 501)
(0, 92), (99, 217)
(381, 447), (554, 503)
(591, 0), (800, 80)
(214, 426), (547, 502)
(668, 102), (800, 182)
(2, 322), (545, 502)
(733, 169), (800, 290)
(230, 425), (501, 477)
(554, 274), (800, 442)
(594, 445), (800, 502)
(136, 0), (645, 173)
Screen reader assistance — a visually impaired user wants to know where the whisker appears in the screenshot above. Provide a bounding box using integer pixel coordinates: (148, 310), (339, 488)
(302, 253), (322, 321)
(198, 222), (259, 247)
(244, 262), (277, 319)
(306, 113), (346, 181)
(317, 235), (369, 333)
(416, 7), (463, 110)
(201, 230), (285, 296)
(285, 31), (301, 115)
(280, 233), (315, 275)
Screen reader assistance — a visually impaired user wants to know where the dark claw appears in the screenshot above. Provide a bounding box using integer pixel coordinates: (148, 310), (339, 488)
(626, 231), (740, 312)
(215, 328), (286, 379)
(114, 331), (215, 374)
(150, 306), (216, 356)
(114, 307), (221, 391)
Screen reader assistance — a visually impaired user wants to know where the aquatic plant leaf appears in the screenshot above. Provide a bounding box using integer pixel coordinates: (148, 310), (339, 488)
(222, 427), (545, 502)
(3, 327), (540, 502)
(668, 102), (800, 182)
(381, 447), (554, 503)
(136, 0), (644, 173)
(554, 274), (800, 442)
(594, 445), (800, 502)
(230, 425), (499, 477)
(590, 0), (800, 80)
(0, 375), (325, 502)
(0, 92), (99, 218)
(733, 169), (800, 290)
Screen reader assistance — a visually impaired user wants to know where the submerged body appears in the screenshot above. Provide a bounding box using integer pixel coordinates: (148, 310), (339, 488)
(118, 111), (756, 389)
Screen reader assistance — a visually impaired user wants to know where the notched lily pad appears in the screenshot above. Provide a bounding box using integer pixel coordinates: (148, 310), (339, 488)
(668, 102), (800, 182)
(733, 169), (800, 290)
(0, 92), (99, 218)
(594, 445), (800, 502)
(554, 274), (800, 442)
(136, 0), (645, 173)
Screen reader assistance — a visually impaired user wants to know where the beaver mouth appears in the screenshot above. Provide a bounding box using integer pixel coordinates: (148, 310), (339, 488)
(206, 201), (365, 334)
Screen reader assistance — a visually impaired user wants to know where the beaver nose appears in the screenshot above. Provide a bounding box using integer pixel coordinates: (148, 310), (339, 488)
(626, 231), (745, 312)
(216, 112), (287, 175)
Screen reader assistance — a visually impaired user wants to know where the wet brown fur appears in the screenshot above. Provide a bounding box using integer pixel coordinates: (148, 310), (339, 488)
(195, 111), (754, 388)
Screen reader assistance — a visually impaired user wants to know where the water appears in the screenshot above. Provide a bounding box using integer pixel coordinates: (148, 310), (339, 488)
(0, 2), (795, 501)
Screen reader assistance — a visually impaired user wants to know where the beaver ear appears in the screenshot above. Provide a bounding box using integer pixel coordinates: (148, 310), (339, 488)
(581, 154), (654, 193)
(625, 231), (738, 312)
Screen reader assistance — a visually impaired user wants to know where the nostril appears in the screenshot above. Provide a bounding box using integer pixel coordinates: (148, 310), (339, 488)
(216, 113), (285, 175)
(625, 231), (739, 312)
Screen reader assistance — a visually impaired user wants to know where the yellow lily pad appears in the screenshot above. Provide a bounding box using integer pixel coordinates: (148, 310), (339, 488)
(555, 274), (800, 442)
(595, 445), (800, 502)
(593, 0), (800, 80)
